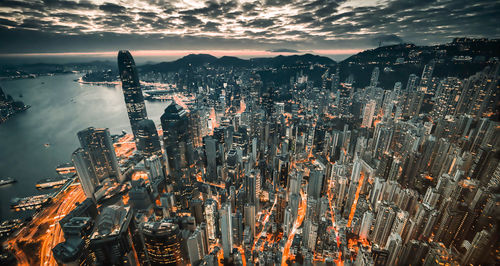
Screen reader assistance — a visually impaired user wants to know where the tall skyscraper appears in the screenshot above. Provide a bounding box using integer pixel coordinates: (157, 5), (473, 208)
(245, 171), (257, 205)
(204, 199), (218, 241)
(141, 221), (183, 266)
(419, 60), (435, 92)
(461, 230), (491, 265)
(136, 119), (162, 156)
(219, 203), (233, 259)
(203, 135), (218, 182)
(307, 161), (325, 200)
(161, 102), (190, 176)
(52, 217), (94, 265)
(361, 100), (376, 128)
(118, 50), (148, 149)
(359, 211), (373, 240)
(77, 127), (122, 182)
(370, 67), (380, 87)
(406, 74), (419, 91)
(244, 204), (256, 239)
(187, 228), (206, 265)
(72, 148), (99, 200)
(371, 202), (397, 246)
(89, 206), (138, 265)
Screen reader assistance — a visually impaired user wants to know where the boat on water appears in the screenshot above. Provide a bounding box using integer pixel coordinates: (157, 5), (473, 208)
(10, 194), (52, 211)
(44, 143), (50, 148)
(0, 177), (16, 187)
(36, 177), (68, 189)
(56, 163), (76, 174)
(0, 219), (23, 238)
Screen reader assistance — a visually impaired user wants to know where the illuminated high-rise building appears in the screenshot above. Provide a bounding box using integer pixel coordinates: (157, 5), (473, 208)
(461, 230), (491, 265)
(371, 202), (397, 246)
(303, 220), (318, 250)
(72, 148), (99, 201)
(141, 221), (183, 266)
(386, 232), (403, 266)
(361, 100), (376, 128)
(204, 199), (218, 241)
(245, 171), (257, 205)
(161, 102), (190, 176)
(188, 228), (206, 265)
(219, 203), (233, 259)
(244, 204), (256, 239)
(136, 119), (161, 156)
(370, 67), (380, 87)
(77, 127), (122, 182)
(52, 217), (94, 265)
(307, 162), (325, 200)
(359, 211), (373, 240)
(423, 242), (453, 266)
(118, 50), (148, 148)
(89, 206), (138, 265)
(373, 122), (393, 160)
(419, 60), (435, 92)
(144, 154), (164, 182)
(405, 74), (419, 91)
(203, 135), (218, 182)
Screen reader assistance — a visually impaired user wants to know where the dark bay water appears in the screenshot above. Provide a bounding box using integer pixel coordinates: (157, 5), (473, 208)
(0, 74), (168, 220)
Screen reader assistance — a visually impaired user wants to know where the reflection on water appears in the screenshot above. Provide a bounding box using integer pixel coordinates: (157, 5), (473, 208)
(0, 74), (168, 220)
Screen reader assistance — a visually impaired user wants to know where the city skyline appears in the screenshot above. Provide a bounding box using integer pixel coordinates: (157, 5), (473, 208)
(0, 37), (498, 266)
(0, 1), (499, 266)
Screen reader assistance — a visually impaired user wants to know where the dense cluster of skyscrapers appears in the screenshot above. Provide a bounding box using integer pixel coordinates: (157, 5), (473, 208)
(52, 48), (499, 266)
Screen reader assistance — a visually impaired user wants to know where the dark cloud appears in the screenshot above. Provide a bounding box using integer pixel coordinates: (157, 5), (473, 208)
(264, 0), (295, 6)
(243, 18), (275, 28)
(291, 13), (316, 24)
(225, 11), (243, 19)
(99, 3), (126, 13)
(322, 11), (354, 23)
(51, 12), (87, 23)
(43, 0), (97, 10)
(138, 12), (157, 18)
(0, 0), (498, 53)
(241, 2), (260, 12)
(266, 48), (301, 53)
(181, 15), (203, 27)
(0, 0), (43, 10)
(0, 18), (17, 27)
(203, 21), (220, 31)
(179, 2), (237, 18)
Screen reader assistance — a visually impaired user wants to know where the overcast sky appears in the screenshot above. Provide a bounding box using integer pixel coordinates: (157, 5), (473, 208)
(0, 0), (499, 55)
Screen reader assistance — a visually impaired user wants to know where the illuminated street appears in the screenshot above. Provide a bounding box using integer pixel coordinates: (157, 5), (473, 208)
(281, 189), (306, 266)
(6, 185), (85, 265)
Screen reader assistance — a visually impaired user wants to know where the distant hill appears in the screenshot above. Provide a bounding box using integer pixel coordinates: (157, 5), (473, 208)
(338, 38), (500, 88)
(139, 53), (336, 73)
(0, 60), (116, 78)
(140, 54), (218, 73)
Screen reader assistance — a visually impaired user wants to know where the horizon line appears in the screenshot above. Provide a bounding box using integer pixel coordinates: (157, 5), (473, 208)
(0, 49), (364, 57)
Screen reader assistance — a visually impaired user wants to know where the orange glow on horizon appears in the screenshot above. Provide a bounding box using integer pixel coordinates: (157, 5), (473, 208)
(0, 49), (363, 58)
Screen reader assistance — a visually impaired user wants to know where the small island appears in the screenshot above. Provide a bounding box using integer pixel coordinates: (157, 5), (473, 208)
(0, 86), (30, 124)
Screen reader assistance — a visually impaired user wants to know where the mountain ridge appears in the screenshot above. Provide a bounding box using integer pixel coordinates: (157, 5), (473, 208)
(139, 53), (336, 73)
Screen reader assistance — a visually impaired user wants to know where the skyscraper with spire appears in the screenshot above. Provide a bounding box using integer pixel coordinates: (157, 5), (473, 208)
(118, 50), (148, 149)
